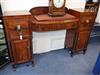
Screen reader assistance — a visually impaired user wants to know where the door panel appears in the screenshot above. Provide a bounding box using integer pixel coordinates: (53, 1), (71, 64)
(75, 31), (90, 50)
(11, 39), (31, 63)
(65, 29), (76, 49)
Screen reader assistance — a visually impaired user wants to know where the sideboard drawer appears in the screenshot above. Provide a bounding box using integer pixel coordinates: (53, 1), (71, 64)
(32, 22), (77, 32)
(79, 22), (93, 31)
(79, 14), (94, 31)
(8, 29), (31, 40)
(81, 16), (94, 24)
(7, 20), (29, 30)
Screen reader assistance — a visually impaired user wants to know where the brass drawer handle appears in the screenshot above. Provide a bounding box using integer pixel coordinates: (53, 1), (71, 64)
(78, 38), (80, 41)
(27, 46), (30, 49)
(16, 25), (21, 31)
(86, 19), (89, 23)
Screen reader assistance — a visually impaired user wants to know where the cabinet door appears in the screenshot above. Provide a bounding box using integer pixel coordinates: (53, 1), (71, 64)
(11, 39), (31, 64)
(65, 29), (76, 49)
(75, 31), (90, 51)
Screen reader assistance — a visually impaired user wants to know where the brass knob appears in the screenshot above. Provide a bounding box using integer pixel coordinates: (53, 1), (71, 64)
(27, 46), (30, 49)
(78, 38), (80, 41)
(16, 25), (21, 31)
(86, 19), (89, 23)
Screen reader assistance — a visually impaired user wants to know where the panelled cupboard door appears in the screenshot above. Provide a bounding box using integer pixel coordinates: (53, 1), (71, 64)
(65, 29), (76, 49)
(11, 39), (31, 64)
(75, 31), (90, 51)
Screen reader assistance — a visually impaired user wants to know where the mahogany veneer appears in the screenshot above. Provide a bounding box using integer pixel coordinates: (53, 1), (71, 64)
(2, 7), (97, 69)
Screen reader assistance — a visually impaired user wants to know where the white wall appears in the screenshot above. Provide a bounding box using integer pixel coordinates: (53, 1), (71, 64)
(0, 0), (86, 12)
(66, 0), (86, 9)
(0, 0), (48, 12)
(96, 5), (100, 23)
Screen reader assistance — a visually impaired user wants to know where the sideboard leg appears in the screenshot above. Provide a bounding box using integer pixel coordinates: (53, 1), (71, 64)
(83, 49), (86, 55)
(12, 63), (16, 71)
(69, 51), (74, 57)
(70, 52), (73, 57)
(31, 60), (34, 67)
(64, 30), (67, 49)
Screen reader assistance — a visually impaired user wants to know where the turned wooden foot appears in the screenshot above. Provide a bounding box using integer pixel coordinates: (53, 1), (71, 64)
(69, 51), (73, 57)
(70, 52), (73, 57)
(31, 60), (34, 67)
(12, 63), (16, 71)
(83, 49), (86, 55)
(26, 64), (29, 66)
(64, 45), (67, 49)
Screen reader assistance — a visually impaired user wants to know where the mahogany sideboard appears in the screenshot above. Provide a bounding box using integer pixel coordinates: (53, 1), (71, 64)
(3, 7), (97, 69)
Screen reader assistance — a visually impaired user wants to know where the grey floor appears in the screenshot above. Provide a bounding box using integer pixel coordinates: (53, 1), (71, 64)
(0, 36), (100, 75)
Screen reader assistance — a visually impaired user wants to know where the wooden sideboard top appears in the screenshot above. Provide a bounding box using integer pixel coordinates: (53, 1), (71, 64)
(71, 8), (96, 13)
(34, 14), (76, 21)
(3, 10), (31, 16)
